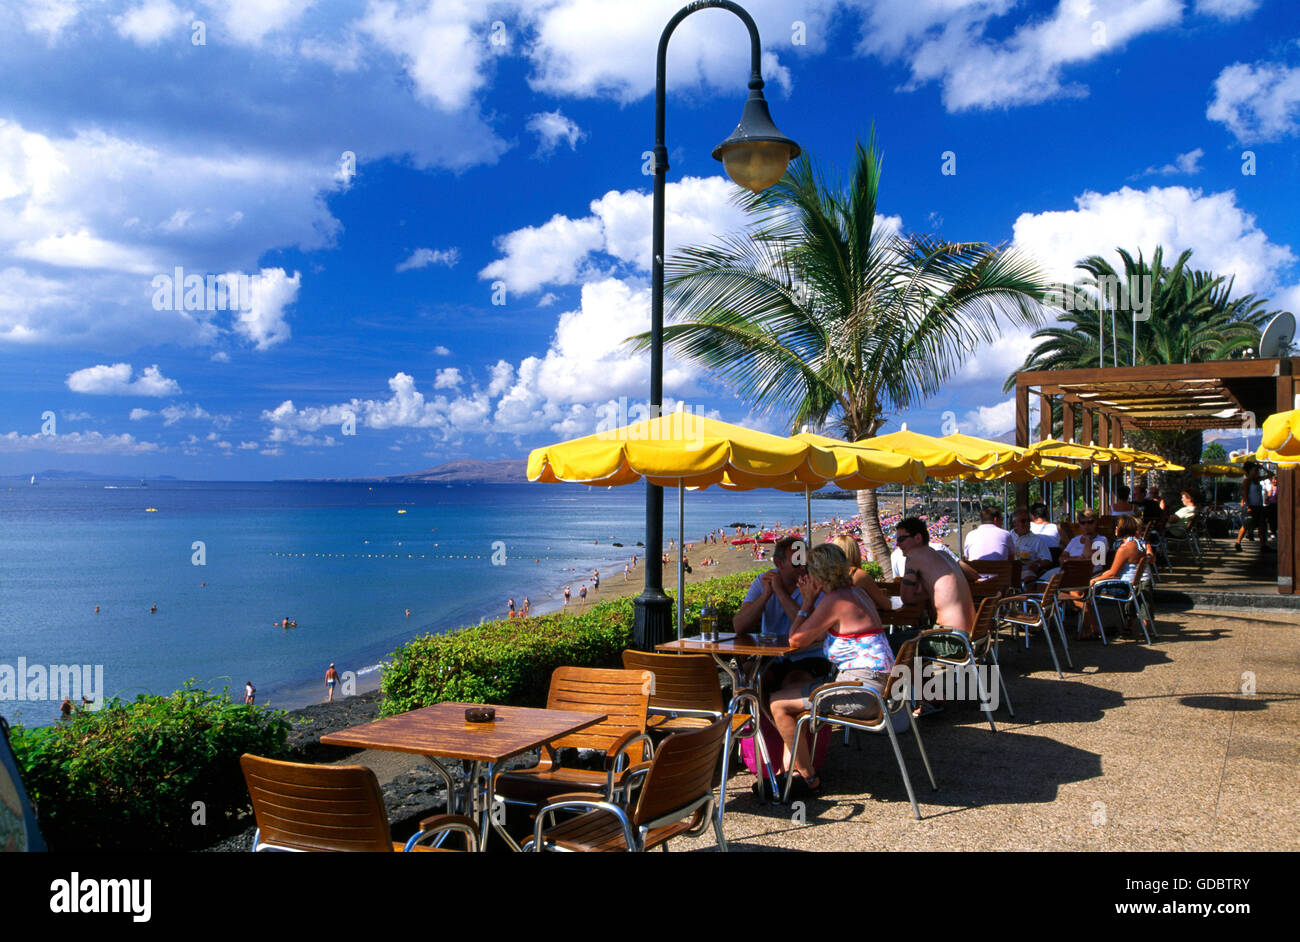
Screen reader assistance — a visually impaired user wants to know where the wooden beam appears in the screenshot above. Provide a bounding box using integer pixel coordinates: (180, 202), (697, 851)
(1015, 382), (1030, 508)
(1278, 363), (1296, 595)
(1018, 360), (1285, 386)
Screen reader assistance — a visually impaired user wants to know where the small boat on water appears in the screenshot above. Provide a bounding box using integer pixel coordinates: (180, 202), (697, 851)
(29, 475), (36, 485)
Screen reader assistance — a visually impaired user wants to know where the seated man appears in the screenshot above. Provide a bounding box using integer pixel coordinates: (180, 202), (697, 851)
(1029, 503), (1061, 546)
(1109, 484), (1137, 516)
(964, 505), (1015, 561)
(896, 516), (975, 712)
(1055, 509), (1109, 638)
(733, 534), (832, 697)
(1008, 507), (1053, 584)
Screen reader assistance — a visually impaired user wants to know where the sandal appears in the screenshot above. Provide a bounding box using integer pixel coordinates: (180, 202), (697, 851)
(913, 702), (944, 717)
(787, 773), (822, 800)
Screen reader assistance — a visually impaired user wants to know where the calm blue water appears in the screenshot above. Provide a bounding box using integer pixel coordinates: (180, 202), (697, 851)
(0, 480), (854, 725)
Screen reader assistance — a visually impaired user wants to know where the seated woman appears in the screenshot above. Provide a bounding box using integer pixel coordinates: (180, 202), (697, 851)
(1166, 489), (1200, 536)
(828, 533), (899, 612)
(769, 543), (894, 799)
(1090, 515), (1154, 634)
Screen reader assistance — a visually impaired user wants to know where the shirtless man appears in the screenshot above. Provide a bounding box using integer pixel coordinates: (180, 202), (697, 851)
(896, 517), (975, 712)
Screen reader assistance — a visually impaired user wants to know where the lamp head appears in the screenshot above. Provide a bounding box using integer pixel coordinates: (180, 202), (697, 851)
(712, 87), (800, 192)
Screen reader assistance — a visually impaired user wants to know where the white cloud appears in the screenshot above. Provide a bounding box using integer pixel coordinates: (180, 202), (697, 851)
(853, 0), (1183, 112)
(62, 410), (90, 420)
(159, 403), (210, 426)
(233, 268), (300, 350)
(214, 0), (316, 46)
(396, 247), (461, 272)
(434, 367), (462, 389)
(359, 0), (493, 112)
(1194, 0), (1262, 19)
(480, 175), (748, 294)
(432, 345), (451, 356)
(0, 430), (159, 454)
(1207, 61), (1300, 143)
(1136, 148), (1203, 178)
(129, 408), (152, 420)
(519, 0), (809, 103)
(67, 363), (181, 397)
(210, 350), (230, 362)
(115, 0), (189, 46)
(527, 110), (585, 155)
(1011, 185), (1297, 296)
(238, 440), (258, 449)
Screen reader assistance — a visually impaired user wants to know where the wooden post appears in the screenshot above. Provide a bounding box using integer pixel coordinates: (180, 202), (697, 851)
(1015, 381), (1030, 509)
(1278, 362), (1297, 595)
(1040, 393), (1053, 507)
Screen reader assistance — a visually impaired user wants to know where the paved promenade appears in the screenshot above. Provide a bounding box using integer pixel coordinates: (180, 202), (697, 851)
(677, 605), (1299, 852)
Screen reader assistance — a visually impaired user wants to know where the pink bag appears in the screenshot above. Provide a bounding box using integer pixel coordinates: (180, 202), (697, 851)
(740, 714), (831, 777)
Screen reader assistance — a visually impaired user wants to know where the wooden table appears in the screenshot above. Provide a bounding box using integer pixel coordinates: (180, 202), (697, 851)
(657, 633), (801, 798)
(321, 702), (606, 851)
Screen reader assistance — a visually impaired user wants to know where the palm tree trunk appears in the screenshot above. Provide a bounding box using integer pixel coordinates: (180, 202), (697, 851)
(856, 487), (891, 563)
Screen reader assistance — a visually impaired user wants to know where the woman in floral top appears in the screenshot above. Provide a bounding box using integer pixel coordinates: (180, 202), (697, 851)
(769, 543), (894, 798)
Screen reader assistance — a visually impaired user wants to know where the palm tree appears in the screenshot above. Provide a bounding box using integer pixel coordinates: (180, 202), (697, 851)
(629, 134), (1051, 561)
(1005, 246), (1279, 486)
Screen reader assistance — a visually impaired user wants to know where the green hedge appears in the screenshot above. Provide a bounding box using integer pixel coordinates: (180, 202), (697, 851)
(10, 683), (288, 852)
(380, 571), (759, 716)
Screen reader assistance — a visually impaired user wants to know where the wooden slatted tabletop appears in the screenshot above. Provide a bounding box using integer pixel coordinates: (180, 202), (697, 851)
(320, 702), (607, 763)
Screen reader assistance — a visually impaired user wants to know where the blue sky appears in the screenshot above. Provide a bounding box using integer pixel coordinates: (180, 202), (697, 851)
(1, 0), (1297, 478)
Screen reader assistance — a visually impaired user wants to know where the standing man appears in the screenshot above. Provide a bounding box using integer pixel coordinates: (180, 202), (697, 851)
(593, 569), (600, 592)
(244, 681), (256, 706)
(964, 506), (1016, 561)
(324, 663), (341, 703)
(579, 584), (588, 608)
(563, 585), (571, 606)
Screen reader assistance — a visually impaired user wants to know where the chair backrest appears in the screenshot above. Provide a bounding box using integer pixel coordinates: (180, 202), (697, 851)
(970, 596), (997, 644)
(620, 651), (724, 716)
(969, 560), (1012, 597)
(240, 754), (393, 852)
(887, 638), (921, 714)
(1058, 559), (1094, 591)
(1037, 571), (1062, 606)
(546, 667), (652, 753)
(1058, 521), (1077, 543)
(632, 718), (727, 829)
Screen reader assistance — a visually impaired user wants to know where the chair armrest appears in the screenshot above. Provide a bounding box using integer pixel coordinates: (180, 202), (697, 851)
(530, 795), (636, 852)
(604, 730), (654, 770)
(406, 814), (480, 852)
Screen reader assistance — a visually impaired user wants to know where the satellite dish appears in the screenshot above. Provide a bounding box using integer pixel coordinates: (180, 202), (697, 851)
(1259, 312), (1296, 358)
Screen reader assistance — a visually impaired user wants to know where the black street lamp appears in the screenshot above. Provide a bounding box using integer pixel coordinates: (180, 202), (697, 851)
(633, 1), (800, 650)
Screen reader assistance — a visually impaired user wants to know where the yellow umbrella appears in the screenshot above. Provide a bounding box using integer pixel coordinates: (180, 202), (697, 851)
(792, 433), (926, 487)
(528, 414), (837, 489)
(1191, 463), (1239, 476)
(1261, 409), (1300, 459)
(1029, 439), (1121, 463)
(528, 413), (838, 638)
(859, 426), (1005, 540)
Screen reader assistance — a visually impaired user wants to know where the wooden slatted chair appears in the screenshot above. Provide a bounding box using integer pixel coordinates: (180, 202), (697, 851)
(994, 571), (1071, 678)
(524, 718), (730, 852)
(913, 597), (1010, 732)
(240, 754), (478, 852)
(968, 560), (1016, 600)
(620, 650), (758, 843)
(1055, 558), (1106, 643)
(778, 637), (937, 818)
(493, 667), (654, 809)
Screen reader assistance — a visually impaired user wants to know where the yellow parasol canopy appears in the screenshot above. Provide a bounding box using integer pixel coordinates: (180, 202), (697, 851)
(856, 427), (1001, 478)
(1261, 408), (1300, 459)
(792, 432), (926, 488)
(1191, 463), (1239, 476)
(1029, 439), (1121, 463)
(527, 413), (838, 489)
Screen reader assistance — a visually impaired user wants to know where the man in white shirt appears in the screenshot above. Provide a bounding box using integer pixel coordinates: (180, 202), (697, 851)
(963, 506), (1015, 561)
(1008, 508), (1052, 583)
(1062, 511), (1109, 575)
(1029, 503), (1061, 546)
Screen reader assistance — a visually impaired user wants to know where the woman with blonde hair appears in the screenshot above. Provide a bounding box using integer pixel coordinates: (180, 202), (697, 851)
(768, 543), (894, 798)
(828, 533), (895, 613)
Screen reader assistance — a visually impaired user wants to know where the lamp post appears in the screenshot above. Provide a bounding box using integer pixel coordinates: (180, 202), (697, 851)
(633, 0), (800, 650)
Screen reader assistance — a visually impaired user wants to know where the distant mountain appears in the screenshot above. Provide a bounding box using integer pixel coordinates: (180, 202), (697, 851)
(305, 458), (529, 484)
(6, 470), (173, 481)
(382, 458), (527, 484)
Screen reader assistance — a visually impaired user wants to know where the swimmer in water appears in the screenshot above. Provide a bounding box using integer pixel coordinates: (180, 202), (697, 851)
(150, 604), (157, 614)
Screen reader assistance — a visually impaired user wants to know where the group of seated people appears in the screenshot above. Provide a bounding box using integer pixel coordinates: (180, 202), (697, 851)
(729, 501), (1165, 794)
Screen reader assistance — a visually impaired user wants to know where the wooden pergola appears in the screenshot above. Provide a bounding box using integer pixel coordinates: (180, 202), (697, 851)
(1014, 358), (1300, 595)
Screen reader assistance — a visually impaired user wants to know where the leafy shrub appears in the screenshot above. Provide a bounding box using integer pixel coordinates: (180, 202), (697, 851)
(381, 571), (758, 716)
(9, 683), (288, 851)
(862, 559), (885, 580)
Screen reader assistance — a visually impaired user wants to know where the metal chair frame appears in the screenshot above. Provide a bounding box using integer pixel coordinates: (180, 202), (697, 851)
(996, 573), (1072, 679)
(1092, 556), (1158, 644)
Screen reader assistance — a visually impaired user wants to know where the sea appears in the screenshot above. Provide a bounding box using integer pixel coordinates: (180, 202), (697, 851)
(0, 480), (858, 726)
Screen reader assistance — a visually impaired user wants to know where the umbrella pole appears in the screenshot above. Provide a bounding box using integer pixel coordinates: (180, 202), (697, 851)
(677, 482), (685, 641)
(805, 487), (812, 553)
(901, 485), (906, 519)
(956, 477), (963, 550)
(1003, 481), (1008, 516)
